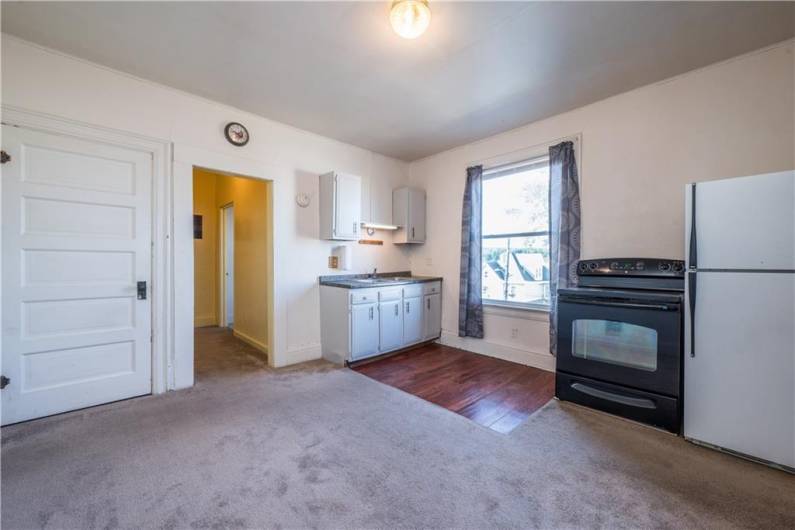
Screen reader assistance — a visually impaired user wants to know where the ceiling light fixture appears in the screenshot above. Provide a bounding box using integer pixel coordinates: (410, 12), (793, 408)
(390, 0), (431, 39)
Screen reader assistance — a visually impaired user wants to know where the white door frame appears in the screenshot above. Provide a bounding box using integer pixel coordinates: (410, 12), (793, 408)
(175, 146), (276, 389)
(1, 105), (174, 394)
(218, 202), (234, 328)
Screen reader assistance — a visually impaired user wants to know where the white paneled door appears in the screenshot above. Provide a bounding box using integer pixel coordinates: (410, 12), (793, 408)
(1, 125), (153, 425)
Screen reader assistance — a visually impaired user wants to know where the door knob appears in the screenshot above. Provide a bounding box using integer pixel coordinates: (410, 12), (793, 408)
(137, 281), (147, 300)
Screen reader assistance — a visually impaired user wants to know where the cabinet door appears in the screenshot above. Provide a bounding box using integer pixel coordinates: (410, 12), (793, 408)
(408, 189), (426, 242)
(351, 303), (379, 360)
(423, 293), (441, 340)
(335, 173), (361, 240)
(379, 300), (403, 353)
(403, 296), (423, 345)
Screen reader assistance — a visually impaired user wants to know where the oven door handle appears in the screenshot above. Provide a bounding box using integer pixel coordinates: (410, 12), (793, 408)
(561, 298), (677, 311)
(571, 382), (657, 409)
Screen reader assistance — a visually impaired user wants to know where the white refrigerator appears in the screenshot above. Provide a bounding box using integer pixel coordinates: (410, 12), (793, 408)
(684, 170), (794, 471)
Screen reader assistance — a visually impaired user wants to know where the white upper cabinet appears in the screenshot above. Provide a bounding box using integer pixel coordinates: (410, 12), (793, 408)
(393, 187), (426, 244)
(319, 171), (362, 240)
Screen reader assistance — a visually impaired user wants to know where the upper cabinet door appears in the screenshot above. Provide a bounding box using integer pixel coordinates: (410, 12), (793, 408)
(408, 188), (426, 242)
(393, 187), (426, 244)
(335, 173), (361, 240)
(687, 171), (794, 270)
(320, 172), (361, 240)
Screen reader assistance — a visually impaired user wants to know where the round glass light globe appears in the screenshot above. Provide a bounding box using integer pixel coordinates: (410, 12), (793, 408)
(390, 0), (431, 39)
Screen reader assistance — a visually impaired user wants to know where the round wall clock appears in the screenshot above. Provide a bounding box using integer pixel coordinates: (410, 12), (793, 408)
(224, 122), (249, 146)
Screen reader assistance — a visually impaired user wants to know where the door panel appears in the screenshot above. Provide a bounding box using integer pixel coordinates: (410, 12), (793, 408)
(2, 126), (152, 425)
(423, 293), (441, 340)
(684, 272), (794, 468)
(557, 298), (681, 396)
(334, 173), (361, 240)
(688, 172), (794, 270)
(403, 296), (423, 345)
(351, 303), (379, 360)
(409, 189), (426, 242)
(379, 300), (403, 353)
(223, 205), (234, 326)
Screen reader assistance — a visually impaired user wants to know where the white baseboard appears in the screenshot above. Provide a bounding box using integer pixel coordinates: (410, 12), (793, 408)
(194, 315), (217, 328)
(439, 331), (555, 372)
(233, 329), (268, 355)
(280, 343), (322, 367)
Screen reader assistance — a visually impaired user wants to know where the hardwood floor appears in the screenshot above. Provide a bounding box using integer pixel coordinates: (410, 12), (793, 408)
(352, 343), (555, 433)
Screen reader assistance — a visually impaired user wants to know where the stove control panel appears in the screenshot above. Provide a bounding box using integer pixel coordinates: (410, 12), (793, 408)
(577, 258), (685, 277)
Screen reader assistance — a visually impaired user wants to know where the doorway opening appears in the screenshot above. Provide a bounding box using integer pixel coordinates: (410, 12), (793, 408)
(192, 167), (273, 381)
(220, 203), (235, 328)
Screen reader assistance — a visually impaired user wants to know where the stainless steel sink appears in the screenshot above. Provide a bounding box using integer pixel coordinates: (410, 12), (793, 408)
(351, 277), (412, 284)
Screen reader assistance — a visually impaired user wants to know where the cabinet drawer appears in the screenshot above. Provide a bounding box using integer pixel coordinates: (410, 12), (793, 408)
(379, 287), (403, 302)
(403, 284), (423, 298)
(350, 289), (378, 305)
(422, 281), (441, 295)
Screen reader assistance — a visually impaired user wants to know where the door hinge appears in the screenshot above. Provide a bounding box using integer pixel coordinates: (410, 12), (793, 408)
(0, 375), (10, 389)
(1, 151), (10, 164)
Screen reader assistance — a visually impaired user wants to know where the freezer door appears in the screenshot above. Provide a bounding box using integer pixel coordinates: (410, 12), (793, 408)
(684, 271), (794, 468)
(686, 171), (794, 270)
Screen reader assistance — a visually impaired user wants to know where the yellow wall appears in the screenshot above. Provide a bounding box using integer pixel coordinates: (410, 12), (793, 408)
(193, 168), (272, 356)
(193, 169), (218, 326)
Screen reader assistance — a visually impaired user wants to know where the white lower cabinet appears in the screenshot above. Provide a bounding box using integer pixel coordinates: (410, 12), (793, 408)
(351, 303), (379, 360)
(423, 293), (442, 340)
(403, 296), (423, 345)
(379, 299), (404, 352)
(320, 281), (442, 364)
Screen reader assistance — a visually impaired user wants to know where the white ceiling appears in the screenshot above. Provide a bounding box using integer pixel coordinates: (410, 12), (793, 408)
(3, 2), (794, 161)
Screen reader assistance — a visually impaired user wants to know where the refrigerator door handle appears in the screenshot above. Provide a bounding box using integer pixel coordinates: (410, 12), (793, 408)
(689, 184), (698, 268)
(688, 271), (697, 358)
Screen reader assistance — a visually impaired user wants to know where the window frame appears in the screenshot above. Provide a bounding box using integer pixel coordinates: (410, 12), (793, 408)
(481, 154), (551, 312)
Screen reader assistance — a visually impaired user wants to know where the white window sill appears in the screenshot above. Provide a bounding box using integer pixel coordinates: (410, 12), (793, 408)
(483, 301), (549, 321)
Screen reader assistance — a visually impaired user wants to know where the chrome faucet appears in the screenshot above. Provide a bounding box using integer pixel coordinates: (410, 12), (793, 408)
(370, 268), (378, 278)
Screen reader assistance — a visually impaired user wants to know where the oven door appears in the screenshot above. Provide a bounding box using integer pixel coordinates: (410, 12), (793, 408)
(556, 295), (681, 397)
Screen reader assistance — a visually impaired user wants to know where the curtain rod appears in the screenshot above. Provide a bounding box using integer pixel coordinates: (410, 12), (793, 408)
(471, 133), (581, 171)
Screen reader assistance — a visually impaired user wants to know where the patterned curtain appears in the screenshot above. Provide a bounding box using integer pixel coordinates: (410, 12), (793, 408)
(458, 165), (484, 338)
(548, 141), (581, 354)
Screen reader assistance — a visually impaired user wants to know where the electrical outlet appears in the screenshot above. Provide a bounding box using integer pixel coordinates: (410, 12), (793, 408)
(425, 257), (433, 267)
(328, 256), (339, 268)
(511, 328), (519, 339)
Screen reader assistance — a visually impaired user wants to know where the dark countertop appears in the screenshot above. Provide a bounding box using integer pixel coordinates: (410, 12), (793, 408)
(319, 271), (443, 289)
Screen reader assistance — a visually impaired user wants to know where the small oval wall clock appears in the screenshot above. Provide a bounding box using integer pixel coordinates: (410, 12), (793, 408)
(224, 122), (249, 146)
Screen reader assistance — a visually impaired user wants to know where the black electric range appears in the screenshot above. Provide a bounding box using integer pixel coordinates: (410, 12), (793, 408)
(555, 258), (685, 433)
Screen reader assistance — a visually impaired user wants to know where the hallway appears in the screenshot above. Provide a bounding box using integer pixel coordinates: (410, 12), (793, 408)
(194, 326), (269, 382)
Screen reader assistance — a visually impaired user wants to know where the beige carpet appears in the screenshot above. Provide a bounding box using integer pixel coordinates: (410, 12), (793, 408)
(2, 328), (793, 529)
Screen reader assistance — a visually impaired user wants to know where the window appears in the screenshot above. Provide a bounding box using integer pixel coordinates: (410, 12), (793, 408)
(482, 155), (550, 309)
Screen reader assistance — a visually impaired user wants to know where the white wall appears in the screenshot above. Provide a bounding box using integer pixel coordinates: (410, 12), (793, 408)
(407, 41), (795, 371)
(1, 35), (411, 380)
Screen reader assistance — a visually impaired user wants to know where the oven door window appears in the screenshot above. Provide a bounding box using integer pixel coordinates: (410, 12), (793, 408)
(572, 320), (658, 372)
